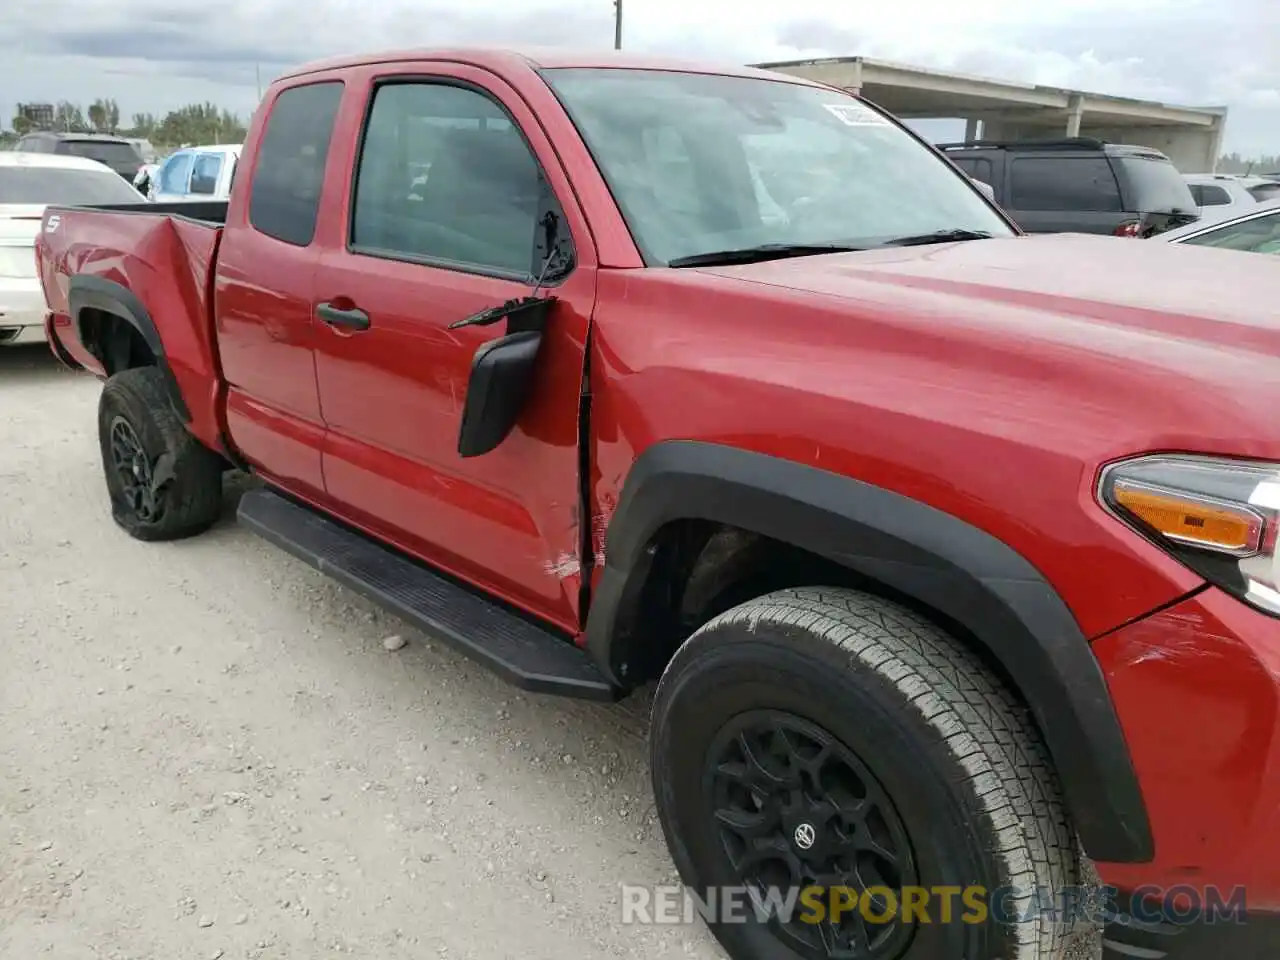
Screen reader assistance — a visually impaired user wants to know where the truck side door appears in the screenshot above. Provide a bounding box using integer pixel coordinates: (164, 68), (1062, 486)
(309, 65), (597, 631)
(213, 80), (345, 500)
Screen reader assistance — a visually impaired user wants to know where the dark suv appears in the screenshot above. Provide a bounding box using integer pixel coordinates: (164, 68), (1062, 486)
(14, 132), (145, 182)
(939, 137), (1199, 237)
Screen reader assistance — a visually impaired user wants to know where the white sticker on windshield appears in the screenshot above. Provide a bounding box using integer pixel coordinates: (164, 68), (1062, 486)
(822, 102), (891, 127)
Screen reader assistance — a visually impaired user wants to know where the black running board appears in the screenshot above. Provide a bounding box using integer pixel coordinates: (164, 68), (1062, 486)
(237, 488), (617, 701)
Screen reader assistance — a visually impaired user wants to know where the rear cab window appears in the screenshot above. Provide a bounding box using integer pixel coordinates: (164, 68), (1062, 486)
(248, 81), (345, 246)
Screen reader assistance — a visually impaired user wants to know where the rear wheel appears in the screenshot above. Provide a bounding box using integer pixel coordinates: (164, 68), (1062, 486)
(650, 587), (1081, 960)
(97, 366), (223, 541)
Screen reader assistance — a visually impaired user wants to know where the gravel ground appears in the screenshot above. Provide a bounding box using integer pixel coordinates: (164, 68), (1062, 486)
(0, 344), (1100, 960)
(0, 345), (726, 960)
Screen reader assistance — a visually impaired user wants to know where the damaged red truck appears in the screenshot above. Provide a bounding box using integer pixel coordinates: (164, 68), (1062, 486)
(36, 48), (1280, 960)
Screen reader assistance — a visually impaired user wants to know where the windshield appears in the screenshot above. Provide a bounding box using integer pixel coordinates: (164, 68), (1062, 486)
(1181, 211), (1280, 255)
(542, 68), (1013, 265)
(58, 140), (141, 168)
(0, 167), (145, 205)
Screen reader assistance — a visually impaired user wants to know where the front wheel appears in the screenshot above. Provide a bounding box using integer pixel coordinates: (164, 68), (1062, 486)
(97, 366), (224, 541)
(649, 587), (1083, 960)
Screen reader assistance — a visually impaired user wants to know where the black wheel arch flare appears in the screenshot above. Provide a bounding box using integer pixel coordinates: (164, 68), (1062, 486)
(67, 274), (191, 422)
(584, 439), (1154, 865)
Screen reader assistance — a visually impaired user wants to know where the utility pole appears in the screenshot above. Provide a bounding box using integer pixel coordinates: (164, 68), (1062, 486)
(255, 62), (262, 100)
(613, 0), (622, 49)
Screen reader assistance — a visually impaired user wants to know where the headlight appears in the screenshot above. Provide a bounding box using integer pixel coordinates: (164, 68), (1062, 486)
(1098, 454), (1280, 616)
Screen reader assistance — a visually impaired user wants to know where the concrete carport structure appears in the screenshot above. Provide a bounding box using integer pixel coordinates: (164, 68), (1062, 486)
(756, 57), (1229, 173)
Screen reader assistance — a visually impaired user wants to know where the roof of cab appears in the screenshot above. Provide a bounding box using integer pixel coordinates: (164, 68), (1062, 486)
(0, 152), (123, 172)
(276, 46), (821, 86)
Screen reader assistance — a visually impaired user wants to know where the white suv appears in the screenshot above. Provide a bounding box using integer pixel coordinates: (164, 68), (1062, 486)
(1183, 173), (1280, 215)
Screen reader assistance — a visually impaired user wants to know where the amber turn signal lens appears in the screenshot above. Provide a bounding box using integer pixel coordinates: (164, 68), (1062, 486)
(1112, 480), (1264, 555)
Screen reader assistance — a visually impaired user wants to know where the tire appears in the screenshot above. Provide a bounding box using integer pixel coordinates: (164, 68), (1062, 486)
(650, 587), (1081, 960)
(97, 366), (223, 541)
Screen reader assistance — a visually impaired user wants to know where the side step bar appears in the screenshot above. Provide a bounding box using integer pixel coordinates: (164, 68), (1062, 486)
(237, 488), (618, 702)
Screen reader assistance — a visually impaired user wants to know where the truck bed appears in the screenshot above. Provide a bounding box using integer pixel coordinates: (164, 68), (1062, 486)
(38, 200), (228, 448)
(56, 199), (230, 225)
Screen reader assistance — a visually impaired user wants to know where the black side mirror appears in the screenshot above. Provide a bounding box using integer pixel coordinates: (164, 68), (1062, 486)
(454, 206), (570, 458)
(455, 298), (555, 458)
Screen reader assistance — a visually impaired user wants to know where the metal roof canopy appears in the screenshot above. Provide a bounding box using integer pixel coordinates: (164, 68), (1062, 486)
(755, 56), (1227, 129)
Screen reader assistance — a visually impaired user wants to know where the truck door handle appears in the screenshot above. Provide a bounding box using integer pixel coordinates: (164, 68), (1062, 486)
(317, 302), (371, 331)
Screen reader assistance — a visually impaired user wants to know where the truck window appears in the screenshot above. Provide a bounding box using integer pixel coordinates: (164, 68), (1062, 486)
(158, 153), (194, 195)
(1010, 157), (1122, 212)
(350, 82), (544, 276)
(189, 154), (223, 195)
(249, 81), (344, 247)
(543, 69), (1012, 265)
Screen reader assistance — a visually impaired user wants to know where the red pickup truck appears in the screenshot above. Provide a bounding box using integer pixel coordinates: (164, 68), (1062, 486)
(36, 48), (1280, 960)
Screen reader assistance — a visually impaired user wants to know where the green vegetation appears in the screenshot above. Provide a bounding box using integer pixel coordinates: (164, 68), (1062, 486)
(1217, 153), (1280, 175)
(5, 99), (248, 150)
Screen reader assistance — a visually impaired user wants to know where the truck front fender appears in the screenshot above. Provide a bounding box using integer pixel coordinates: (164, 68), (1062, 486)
(584, 439), (1154, 865)
(68, 274), (191, 422)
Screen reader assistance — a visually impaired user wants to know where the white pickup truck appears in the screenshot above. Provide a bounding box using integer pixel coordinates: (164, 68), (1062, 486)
(147, 144), (241, 202)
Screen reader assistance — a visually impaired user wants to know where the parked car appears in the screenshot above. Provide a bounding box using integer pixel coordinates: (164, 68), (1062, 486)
(148, 145), (241, 202)
(0, 152), (145, 346)
(13, 131), (146, 183)
(1154, 197), (1280, 254)
(938, 136), (1199, 236)
(1183, 173), (1280, 213)
(36, 49), (1280, 960)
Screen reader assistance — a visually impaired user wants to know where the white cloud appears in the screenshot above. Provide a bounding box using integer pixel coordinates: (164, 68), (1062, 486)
(0, 0), (1276, 155)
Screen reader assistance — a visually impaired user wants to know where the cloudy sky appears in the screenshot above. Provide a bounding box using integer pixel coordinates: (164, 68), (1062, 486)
(2, 0), (1277, 156)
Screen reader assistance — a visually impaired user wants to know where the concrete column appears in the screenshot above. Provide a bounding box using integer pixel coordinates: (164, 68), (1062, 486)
(964, 118), (979, 142)
(1204, 115), (1227, 173)
(1065, 95), (1084, 138)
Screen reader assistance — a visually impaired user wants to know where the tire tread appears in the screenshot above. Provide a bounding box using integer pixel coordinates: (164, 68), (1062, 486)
(98, 366), (223, 541)
(663, 586), (1083, 959)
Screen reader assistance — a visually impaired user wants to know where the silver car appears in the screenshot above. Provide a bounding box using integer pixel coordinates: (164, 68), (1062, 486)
(0, 152), (147, 346)
(1155, 198), (1280, 256)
